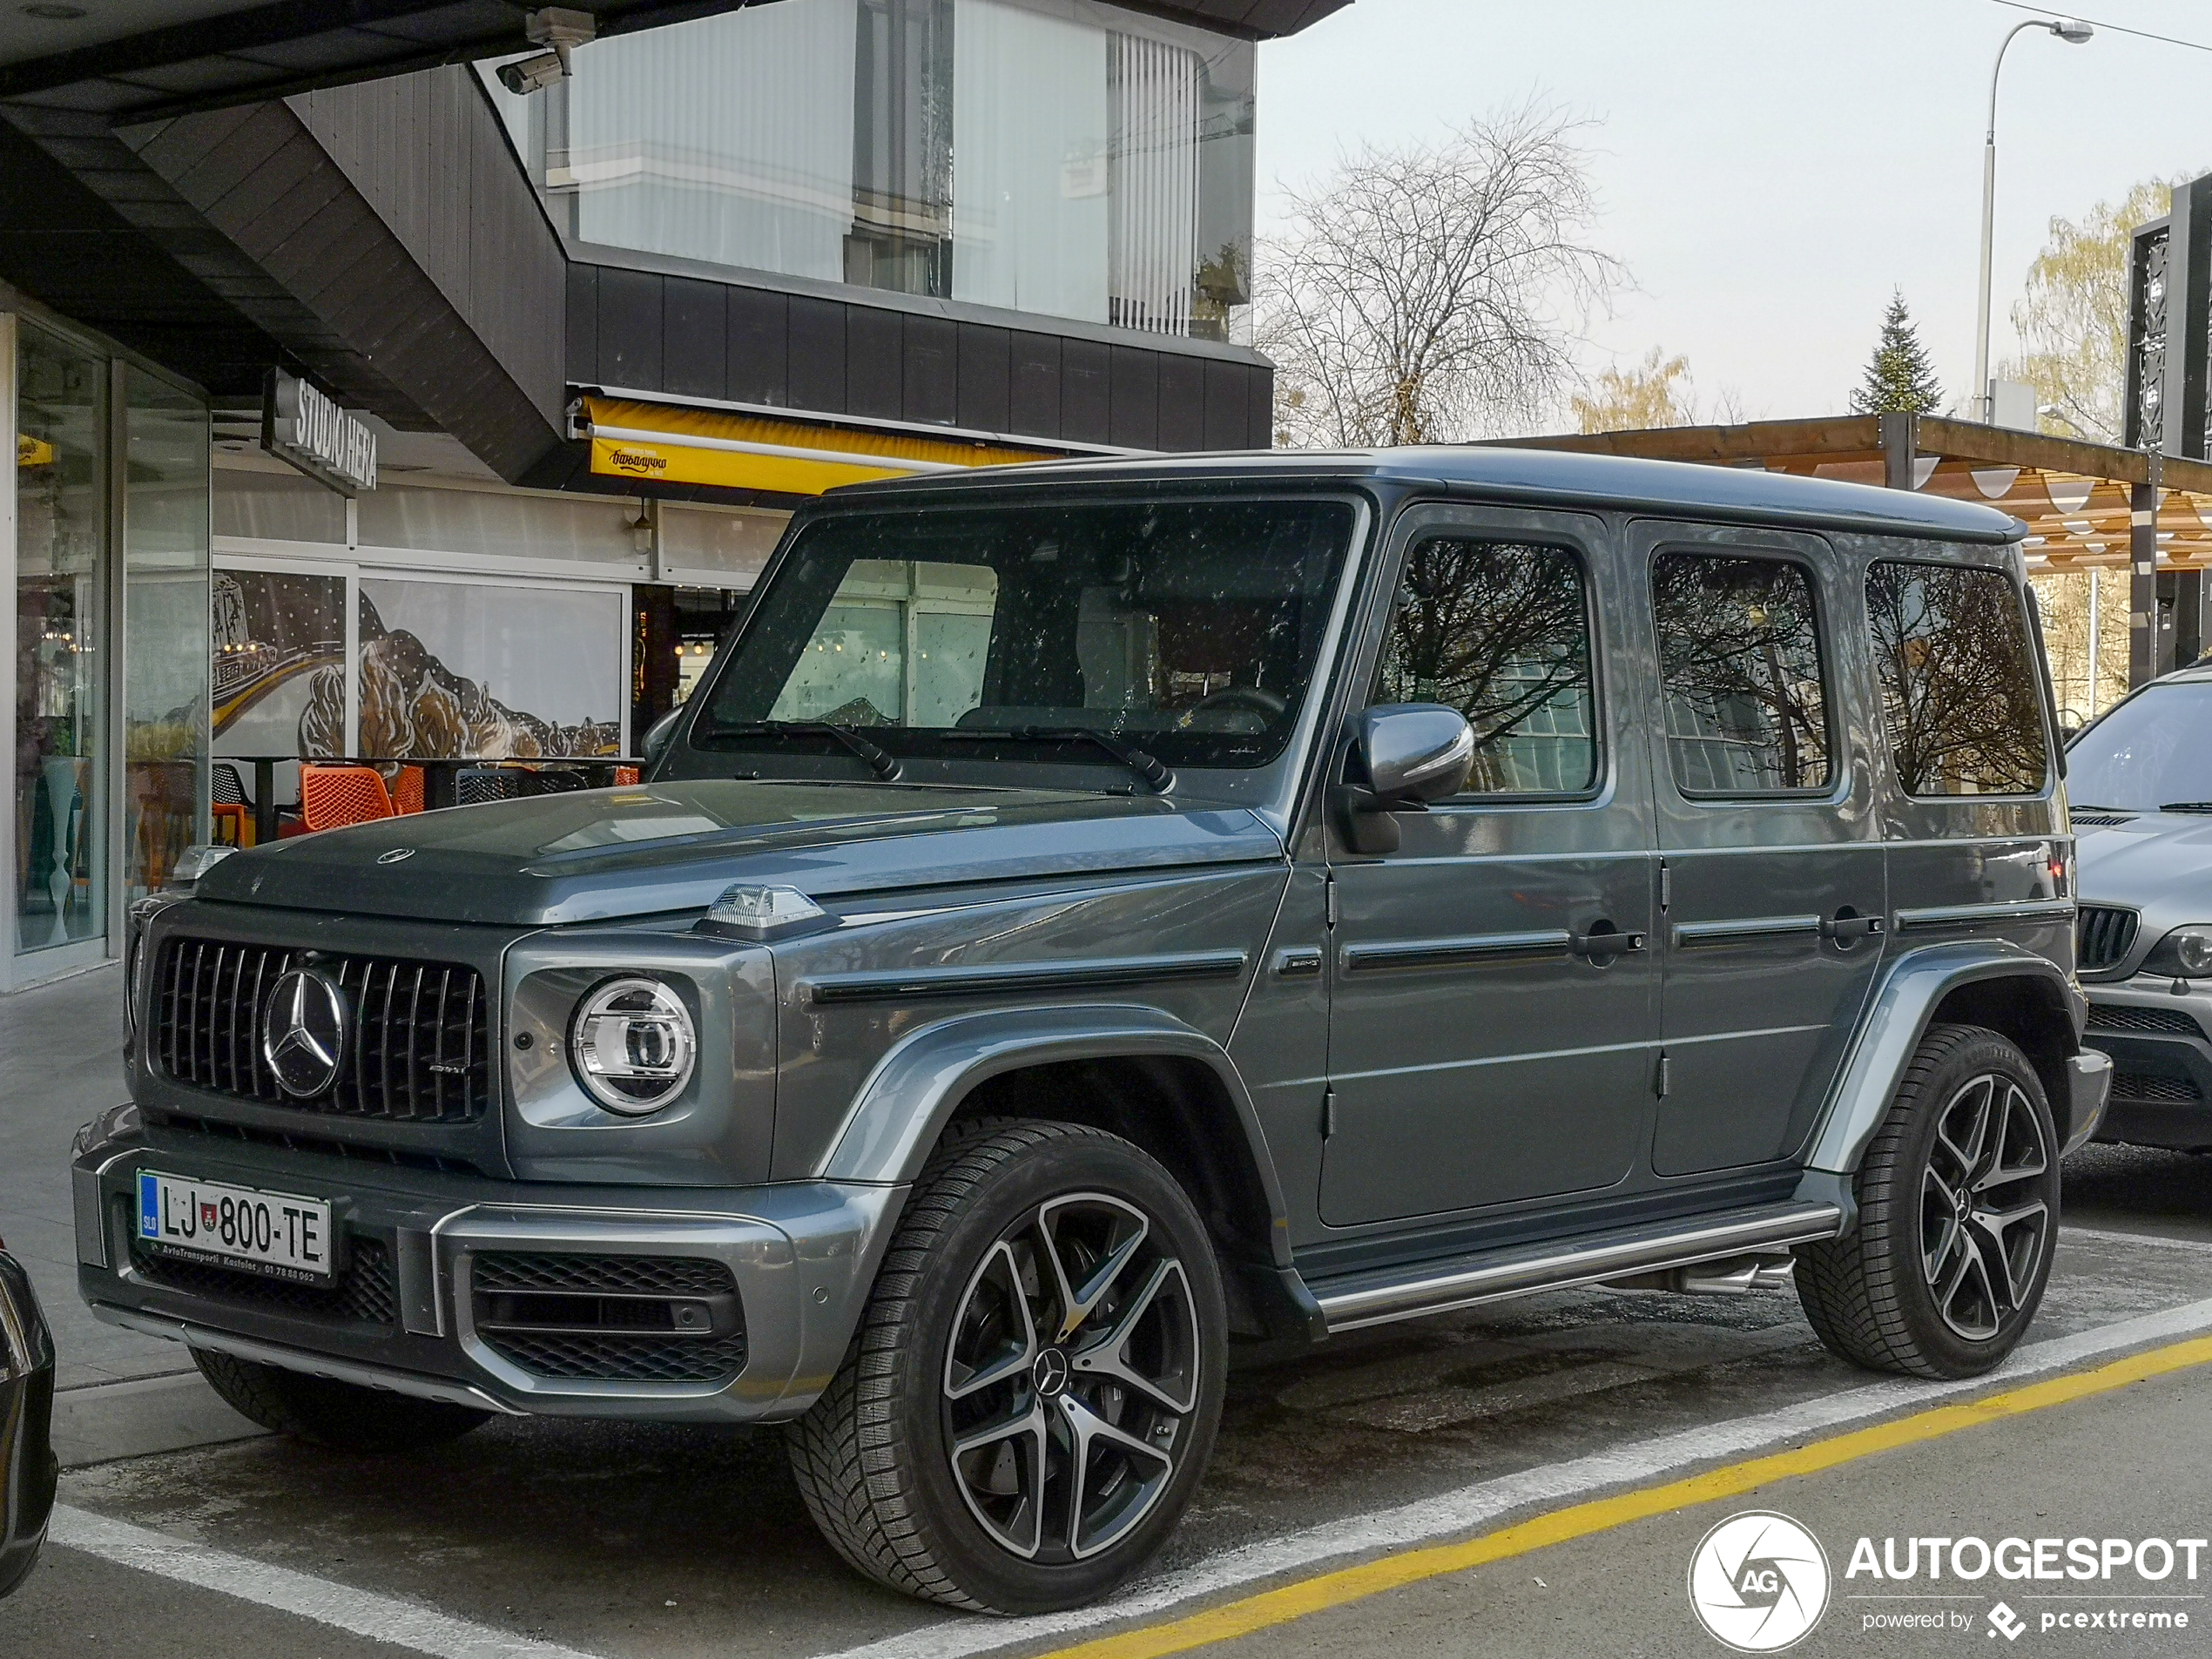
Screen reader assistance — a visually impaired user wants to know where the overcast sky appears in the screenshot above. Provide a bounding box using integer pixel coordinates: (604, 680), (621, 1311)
(1253, 0), (2212, 428)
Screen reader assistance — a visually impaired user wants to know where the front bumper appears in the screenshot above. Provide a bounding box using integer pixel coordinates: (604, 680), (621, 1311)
(2080, 978), (2212, 1151)
(72, 1115), (905, 1423)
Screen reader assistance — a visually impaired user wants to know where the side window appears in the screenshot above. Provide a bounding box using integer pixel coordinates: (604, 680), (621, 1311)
(1866, 560), (2050, 796)
(1370, 536), (1596, 795)
(1652, 553), (1832, 795)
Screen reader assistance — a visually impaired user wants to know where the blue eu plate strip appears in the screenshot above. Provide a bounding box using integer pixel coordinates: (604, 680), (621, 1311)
(138, 1171), (158, 1238)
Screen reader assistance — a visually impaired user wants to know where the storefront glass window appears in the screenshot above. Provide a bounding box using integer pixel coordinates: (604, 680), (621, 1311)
(493, 0), (1253, 339)
(15, 322), (106, 954)
(125, 368), (211, 898)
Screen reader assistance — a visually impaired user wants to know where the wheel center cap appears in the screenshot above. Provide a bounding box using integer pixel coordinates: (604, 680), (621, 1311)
(1957, 1189), (1973, 1222)
(1032, 1347), (1069, 1397)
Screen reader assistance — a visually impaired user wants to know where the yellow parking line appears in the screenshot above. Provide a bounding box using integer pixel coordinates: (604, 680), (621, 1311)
(1040, 1333), (2212, 1659)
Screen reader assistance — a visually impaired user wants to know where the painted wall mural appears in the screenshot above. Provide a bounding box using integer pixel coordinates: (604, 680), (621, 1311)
(211, 570), (347, 757)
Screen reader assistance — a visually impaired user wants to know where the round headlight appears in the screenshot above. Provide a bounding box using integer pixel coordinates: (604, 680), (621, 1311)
(2145, 924), (2212, 979)
(568, 977), (696, 1115)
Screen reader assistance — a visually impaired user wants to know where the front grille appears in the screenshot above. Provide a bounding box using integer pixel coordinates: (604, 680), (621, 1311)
(128, 1231), (396, 1328)
(151, 1111), (484, 1177)
(2087, 1005), (2207, 1039)
(2076, 906), (2141, 973)
(469, 1252), (745, 1384)
(481, 1329), (750, 1383)
(2112, 1072), (2204, 1105)
(472, 1253), (732, 1296)
(152, 937), (489, 1123)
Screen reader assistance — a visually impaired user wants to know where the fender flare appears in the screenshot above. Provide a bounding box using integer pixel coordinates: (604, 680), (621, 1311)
(816, 1001), (1298, 1270)
(1797, 940), (2088, 1211)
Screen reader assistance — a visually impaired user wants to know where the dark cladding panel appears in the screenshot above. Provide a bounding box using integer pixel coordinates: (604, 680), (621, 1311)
(1201, 358), (1245, 449)
(728, 286), (789, 407)
(663, 276), (727, 400)
(1109, 345), (1159, 450)
(956, 323), (1012, 434)
(567, 264), (598, 383)
(1008, 332), (1060, 439)
(788, 295), (846, 412)
(1061, 338), (1110, 445)
(903, 314), (956, 427)
(846, 305), (902, 419)
(1157, 351), (1204, 452)
(595, 266), (664, 388)
(1247, 362), (1275, 448)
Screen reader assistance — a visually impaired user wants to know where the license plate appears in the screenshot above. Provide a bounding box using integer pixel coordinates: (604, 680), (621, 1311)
(137, 1170), (335, 1284)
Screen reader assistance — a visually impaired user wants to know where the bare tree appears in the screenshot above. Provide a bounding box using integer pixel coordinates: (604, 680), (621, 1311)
(1260, 106), (1623, 448)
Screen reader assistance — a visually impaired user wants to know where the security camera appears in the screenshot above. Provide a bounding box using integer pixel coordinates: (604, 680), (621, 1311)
(498, 51), (566, 94)
(495, 8), (596, 94)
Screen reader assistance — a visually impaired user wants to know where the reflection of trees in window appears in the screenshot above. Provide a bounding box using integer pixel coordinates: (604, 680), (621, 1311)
(1653, 556), (1831, 792)
(1372, 538), (1595, 793)
(1867, 562), (2047, 796)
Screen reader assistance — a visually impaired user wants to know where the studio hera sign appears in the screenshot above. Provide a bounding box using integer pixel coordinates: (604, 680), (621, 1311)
(263, 369), (376, 494)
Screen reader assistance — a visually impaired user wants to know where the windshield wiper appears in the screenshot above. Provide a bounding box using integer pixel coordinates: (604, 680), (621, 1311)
(2160, 802), (2212, 814)
(947, 725), (1174, 793)
(705, 720), (901, 781)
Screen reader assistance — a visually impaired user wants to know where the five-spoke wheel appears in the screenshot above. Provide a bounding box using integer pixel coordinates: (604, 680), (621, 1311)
(788, 1120), (1226, 1613)
(1919, 1072), (2052, 1341)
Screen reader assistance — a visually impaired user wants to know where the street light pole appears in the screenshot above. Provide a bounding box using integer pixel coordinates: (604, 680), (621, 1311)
(1974, 17), (2094, 425)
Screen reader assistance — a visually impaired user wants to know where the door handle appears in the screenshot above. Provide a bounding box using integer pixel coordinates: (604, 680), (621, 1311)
(1820, 909), (1885, 946)
(1570, 921), (1647, 962)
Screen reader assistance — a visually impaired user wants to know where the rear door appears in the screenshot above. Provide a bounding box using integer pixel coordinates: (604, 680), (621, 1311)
(1318, 504), (1661, 1225)
(1634, 523), (1889, 1176)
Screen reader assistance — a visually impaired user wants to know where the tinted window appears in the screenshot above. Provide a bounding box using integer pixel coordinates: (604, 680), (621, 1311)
(2066, 681), (2212, 811)
(700, 498), (1355, 771)
(1866, 561), (2049, 797)
(1371, 537), (1596, 795)
(1653, 554), (1831, 794)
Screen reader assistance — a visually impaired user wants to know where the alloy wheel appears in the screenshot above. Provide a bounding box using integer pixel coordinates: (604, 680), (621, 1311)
(1919, 1072), (2052, 1341)
(941, 1192), (1202, 1563)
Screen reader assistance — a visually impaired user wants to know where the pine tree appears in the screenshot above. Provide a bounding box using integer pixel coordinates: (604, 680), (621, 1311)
(1849, 291), (1945, 415)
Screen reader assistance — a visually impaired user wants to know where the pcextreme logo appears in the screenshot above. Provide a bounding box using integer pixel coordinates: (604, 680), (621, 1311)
(1689, 1511), (1833, 1652)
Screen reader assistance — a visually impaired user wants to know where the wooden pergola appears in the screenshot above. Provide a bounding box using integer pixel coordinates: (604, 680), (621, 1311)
(1502, 411), (2212, 685)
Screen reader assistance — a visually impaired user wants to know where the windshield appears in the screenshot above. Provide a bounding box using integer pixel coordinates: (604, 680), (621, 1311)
(2067, 681), (2212, 811)
(697, 497), (1358, 772)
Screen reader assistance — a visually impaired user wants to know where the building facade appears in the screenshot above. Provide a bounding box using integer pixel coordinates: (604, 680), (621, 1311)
(0, 0), (1346, 987)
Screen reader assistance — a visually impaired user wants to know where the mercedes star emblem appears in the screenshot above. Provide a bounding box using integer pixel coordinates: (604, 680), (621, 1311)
(261, 968), (348, 1098)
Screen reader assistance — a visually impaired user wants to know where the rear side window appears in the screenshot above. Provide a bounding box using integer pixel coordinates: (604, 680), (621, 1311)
(1370, 536), (1597, 795)
(1652, 553), (1832, 794)
(1866, 561), (2050, 796)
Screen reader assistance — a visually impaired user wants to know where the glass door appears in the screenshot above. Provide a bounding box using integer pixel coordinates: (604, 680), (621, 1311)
(15, 321), (107, 958)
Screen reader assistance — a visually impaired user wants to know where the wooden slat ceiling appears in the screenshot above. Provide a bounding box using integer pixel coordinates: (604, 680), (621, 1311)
(1508, 415), (2212, 570)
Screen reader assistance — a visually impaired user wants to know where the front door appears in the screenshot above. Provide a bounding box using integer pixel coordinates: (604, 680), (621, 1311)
(1635, 523), (1889, 1176)
(1319, 506), (1661, 1227)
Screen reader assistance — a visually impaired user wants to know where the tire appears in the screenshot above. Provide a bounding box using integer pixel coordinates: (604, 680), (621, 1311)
(192, 1349), (492, 1452)
(1797, 1023), (2060, 1379)
(786, 1119), (1229, 1614)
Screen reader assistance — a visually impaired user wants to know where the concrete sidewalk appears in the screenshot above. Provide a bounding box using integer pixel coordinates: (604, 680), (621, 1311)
(0, 962), (262, 1463)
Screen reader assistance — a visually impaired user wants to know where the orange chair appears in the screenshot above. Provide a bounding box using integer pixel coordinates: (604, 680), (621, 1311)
(389, 765), (425, 815)
(299, 764), (395, 832)
(615, 765), (639, 786)
(211, 762), (253, 849)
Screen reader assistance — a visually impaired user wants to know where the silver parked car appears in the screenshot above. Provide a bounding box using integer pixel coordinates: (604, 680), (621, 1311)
(75, 450), (2105, 1614)
(2067, 666), (2212, 1147)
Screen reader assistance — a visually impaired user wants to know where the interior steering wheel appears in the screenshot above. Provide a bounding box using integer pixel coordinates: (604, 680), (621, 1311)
(1187, 685), (1288, 720)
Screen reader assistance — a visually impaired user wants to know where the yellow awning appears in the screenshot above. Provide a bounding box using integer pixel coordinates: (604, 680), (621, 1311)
(583, 396), (1054, 496)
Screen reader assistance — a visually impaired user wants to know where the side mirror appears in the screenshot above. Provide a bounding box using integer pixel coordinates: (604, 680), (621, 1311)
(1337, 704), (1474, 854)
(640, 705), (686, 772)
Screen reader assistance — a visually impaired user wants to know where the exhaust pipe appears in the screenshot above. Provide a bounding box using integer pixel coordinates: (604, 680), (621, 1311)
(1602, 1252), (1797, 1295)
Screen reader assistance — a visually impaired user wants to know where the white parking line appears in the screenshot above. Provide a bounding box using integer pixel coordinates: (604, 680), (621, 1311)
(813, 1294), (2212, 1659)
(46, 1503), (613, 1659)
(2060, 1222), (2212, 1252)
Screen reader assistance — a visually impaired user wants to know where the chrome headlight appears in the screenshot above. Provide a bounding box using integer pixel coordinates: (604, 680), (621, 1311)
(2141, 925), (2212, 979)
(568, 976), (697, 1115)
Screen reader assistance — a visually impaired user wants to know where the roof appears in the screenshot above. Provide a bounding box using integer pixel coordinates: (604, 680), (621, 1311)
(0, 0), (1352, 121)
(826, 444), (2027, 546)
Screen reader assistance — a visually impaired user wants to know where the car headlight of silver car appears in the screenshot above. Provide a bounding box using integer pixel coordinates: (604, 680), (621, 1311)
(2141, 925), (2212, 978)
(568, 976), (697, 1114)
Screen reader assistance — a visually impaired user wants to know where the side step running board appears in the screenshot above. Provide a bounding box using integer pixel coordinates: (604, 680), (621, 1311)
(1308, 1200), (1845, 1334)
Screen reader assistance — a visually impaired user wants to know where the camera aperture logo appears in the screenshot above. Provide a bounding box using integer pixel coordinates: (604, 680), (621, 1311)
(1689, 1511), (1832, 1652)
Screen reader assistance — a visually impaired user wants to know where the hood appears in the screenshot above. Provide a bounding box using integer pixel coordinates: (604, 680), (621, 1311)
(2074, 808), (2212, 921)
(193, 779), (1284, 926)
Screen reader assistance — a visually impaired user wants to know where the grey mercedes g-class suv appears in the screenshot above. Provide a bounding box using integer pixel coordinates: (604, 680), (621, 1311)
(74, 448), (2107, 1614)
